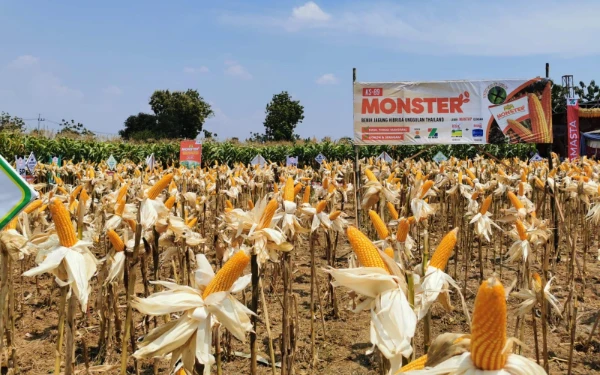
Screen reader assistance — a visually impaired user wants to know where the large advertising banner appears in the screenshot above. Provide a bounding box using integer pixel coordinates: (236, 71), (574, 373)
(566, 98), (580, 161)
(179, 140), (202, 168)
(353, 78), (552, 145)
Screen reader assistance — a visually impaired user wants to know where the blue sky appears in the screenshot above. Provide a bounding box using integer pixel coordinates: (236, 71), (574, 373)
(1, 0), (599, 140)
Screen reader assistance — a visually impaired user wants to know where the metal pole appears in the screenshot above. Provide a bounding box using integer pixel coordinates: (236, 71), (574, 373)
(352, 68), (361, 227)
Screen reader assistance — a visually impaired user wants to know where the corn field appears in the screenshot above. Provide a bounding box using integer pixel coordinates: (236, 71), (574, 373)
(0, 152), (599, 375)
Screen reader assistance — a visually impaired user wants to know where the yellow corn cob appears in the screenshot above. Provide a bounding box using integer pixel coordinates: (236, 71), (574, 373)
(387, 202), (399, 220)
(168, 180), (177, 193)
(302, 185), (311, 204)
(147, 173), (174, 200)
(225, 200), (233, 210)
(117, 183), (129, 202)
(458, 170), (463, 184)
(283, 177), (295, 202)
(532, 272), (542, 294)
(480, 195), (492, 215)
(57, 186), (68, 195)
(346, 226), (390, 273)
(4, 218), (17, 231)
(396, 218), (409, 242)
(407, 216), (416, 224)
(187, 217), (198, 228)
(125, 218), (136, 232)
(107, 229), (125, 252)
(248, 199), (254, 209)
(258, 198), (278, 230)
(368, 210), (389, 240)
(383, 247), (394, 259)
(365, 169), (378, 182)
(498, 168), (506, 177)
(466, 169), (476, 181)
(515, 219), (527, 241)
(315, 200), (327, 214)
(387, 172), (396, 183)
(50, 198), (77, 247)
(294, 183), (304, 197)
(323, 178), (329, 190)
(419, 180), (434, 199)
(165, 195), (176, 210)
(471, 277), (507, 370)
(534, 177), (544, 190)
(273, 182), (279, 194)
(70, 185), (83, 200)
(39, 204), (48, 213)
(327, 183), (336, 194)
(115, 198), (126, 216)
(24, 200), (43, 214)
(429, 228), (459, 270)
(528, 94), (549, 143)
(507, 191), (524, 212)
(397, 354), (428, 373)
(329, 210), (342, 221)
(415, 170), (422, 182)
(206, 173), (216, 183)
(518, 182), (524, 197)
(80, 188), (90, 205)
(471, 191), (480, 201)
(520, 169), (527, 183)
(464, 176), (474, 187)
(55, 176), (63, 185)
(202, 250), (250, 299)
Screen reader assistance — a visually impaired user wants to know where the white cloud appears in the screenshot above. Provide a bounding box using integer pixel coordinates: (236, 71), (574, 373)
(220, 1), (600, 56)
(224, 60), (252, 80)
(316, 73), (338, 85)
(103, 85), (123, 96)
(8, 55), (39, 68)
(292, 2), (331, 22)
(184, 66), (209, 74)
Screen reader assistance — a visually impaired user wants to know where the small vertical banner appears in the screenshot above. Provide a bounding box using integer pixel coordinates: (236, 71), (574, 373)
(146, 153), (155, 171)
(286, 156), (298, 167)
(15, 156), (27, 178)
(179, 140), (203, 168)
(567, 98), (580, 161)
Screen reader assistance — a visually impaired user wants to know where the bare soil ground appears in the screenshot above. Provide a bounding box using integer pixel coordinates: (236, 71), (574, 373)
(6, 210), (600, 375)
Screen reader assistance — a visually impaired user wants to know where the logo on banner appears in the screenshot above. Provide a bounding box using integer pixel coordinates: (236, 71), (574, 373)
(315, 153), (327, 164)
(179, 140), (202, 168)
(428, 128), (438, 139)
(26, 152), (37, 173)
(485, 83), (509, 104)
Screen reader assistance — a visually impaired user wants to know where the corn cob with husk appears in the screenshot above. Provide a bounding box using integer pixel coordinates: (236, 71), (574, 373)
(203, 250), (250, 298)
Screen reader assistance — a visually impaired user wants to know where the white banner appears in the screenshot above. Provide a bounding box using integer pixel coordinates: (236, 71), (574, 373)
(353, 78), (550, 145)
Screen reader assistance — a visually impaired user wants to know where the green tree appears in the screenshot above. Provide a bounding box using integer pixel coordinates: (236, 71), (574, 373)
(57, 119), (95, 137)
(575, 80), (600, 102)
(263, 91), (304, 141)
(149, 89), (213, 139)
(0, 112), (26, 132)
(120, 89), (213, 140)
(119, 113), (160, 139)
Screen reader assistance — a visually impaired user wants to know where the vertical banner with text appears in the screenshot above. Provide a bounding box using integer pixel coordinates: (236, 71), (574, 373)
(180, 140), (202, 168)
(567, 98), (580, 161)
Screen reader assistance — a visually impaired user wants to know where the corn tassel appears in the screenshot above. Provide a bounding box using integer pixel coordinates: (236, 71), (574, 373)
(202, 251), (250, 299)
(50, 198), (77, 247)
(471, 277), (507, 370)
(429, 228), (458, 270)
(147, 173), (174, 200)
(346, 226), (390, 273)
(107, 229), (125, 252)
(368, 210), (389, 240)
